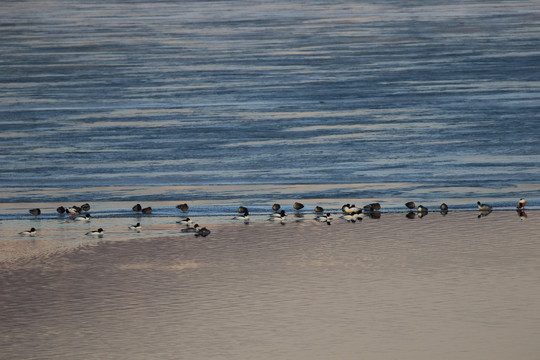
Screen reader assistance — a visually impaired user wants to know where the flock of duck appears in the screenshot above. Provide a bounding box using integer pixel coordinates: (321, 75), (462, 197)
(18, 199), (528, 238)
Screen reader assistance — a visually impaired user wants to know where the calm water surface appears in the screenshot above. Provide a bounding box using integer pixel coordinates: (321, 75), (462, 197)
(0, 213), (539, 359)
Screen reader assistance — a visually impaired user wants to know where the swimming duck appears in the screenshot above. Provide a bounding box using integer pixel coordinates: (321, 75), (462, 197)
(440, 203), (448, 211)
(67, 206), (81, 216)
(417, 205), (428, 214)
(343, 204), (361, 214)
(129, 222), (142, 230)
(370, 202), (381, 211)
(80, 203), (90, 212)
(177, 217), (193, 225)
(238, 206), (248, 213)
(316, 212), (333, 222)
(477, 201), (492, 211)
(405, 201), (416, 210)
(86, 228), (104, 236)
(314, 206), (324, 213)
(29, 208), (41, 216)
(293, 202), (304, 211)
(56, 206), (66, 214)
(19, 227), (36, 236)
(270, 210), (287, 220)
(132, 204), (142, 212)
(142, 207), (152, 214)
(176, 203), (189, 212)
(74, 214), (91, 221)
(181, 224), (200, 233)
(272, 203), (281, 212)
(234, 211), (249, 221)
(517, 198), (527, 209)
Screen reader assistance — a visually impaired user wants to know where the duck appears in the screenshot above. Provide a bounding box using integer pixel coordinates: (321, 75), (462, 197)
(19, 227), (36, 236)
(343, 204), (361, 214)
(176, 203), (189, 212)
(234, 211), (249, 221)
(363, 204), (373, 212)
(74, 214), (91, 221)
(56, 206), (66, 214)
(181, 224), (200, 233)
(272, 203), (281, 212)
(370, 202), (381, 211)
(80, 203), (91, 212)
(477, 201), (492, 211)
(177, 217), (193, 225)
(86, 228), (104, 236)
(141, 207), (152, 214)
(67, 206), (81, 216)
(129, 222), (142, 231)
(440, 203), (448, 211)
(132, 204), (142, 212)
(417, 205), (428, 214)
(195, 227), (211, 237)
(293, 202), (304, 211)
(29, 208), (41, 216)
(314, 206), (324, 213)
(316, 212), (333, 222)
(517, 198), (527, 209)
(270, 210), (287, 220)
(238, 206), (248, 213)
(405, 201), (416, 210)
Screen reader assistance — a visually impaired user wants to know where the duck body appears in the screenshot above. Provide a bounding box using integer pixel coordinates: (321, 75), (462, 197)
(132, 204), (142, 212)
(176, 203), (189, 212)
(234, 211), (249, 221)
(142, 207), (152, 214)
(293, 202), (304, 211)
(67, 206), (81, 216)
(405, 201), (415, 210)
(517, 198), (527, 209)
(29, 208), (41, 216)
(74, 214), (91, 221)
(317, 213), (333, 222)
(477, 201), (492, 211)
(181, 224), (200, 233)
(129, 222), (141, 230)
(238, 206), (248, 213)
(20, 227), (36, 236)
(177, 217), (193, 225)
(86, 228), (104, 236)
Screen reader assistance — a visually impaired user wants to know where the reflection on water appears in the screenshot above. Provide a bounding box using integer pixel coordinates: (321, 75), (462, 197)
(1, 212), (539, 359)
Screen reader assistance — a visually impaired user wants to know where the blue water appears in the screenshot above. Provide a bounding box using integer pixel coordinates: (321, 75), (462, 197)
(1, 0), (540, 214)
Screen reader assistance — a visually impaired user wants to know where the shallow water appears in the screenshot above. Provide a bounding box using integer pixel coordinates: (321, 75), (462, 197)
(1, 0), (540, 207)
(1, 212), (539, 359)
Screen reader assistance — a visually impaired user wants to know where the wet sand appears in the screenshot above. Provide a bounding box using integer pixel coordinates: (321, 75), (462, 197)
(1, 211), (539, 359)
